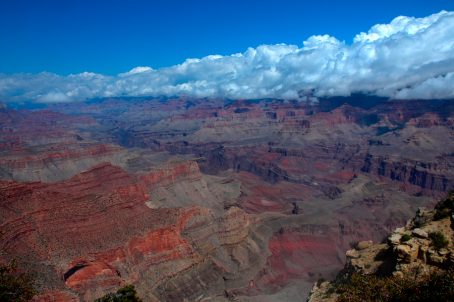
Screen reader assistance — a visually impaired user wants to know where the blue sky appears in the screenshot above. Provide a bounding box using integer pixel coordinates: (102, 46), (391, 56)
(1, 0), (454, 75)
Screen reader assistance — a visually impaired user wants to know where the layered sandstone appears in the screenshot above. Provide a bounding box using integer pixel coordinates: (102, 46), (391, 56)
(1, 97), (453, 301)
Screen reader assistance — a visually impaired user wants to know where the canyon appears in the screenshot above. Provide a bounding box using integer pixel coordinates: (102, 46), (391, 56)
(0, 96), (453, 301)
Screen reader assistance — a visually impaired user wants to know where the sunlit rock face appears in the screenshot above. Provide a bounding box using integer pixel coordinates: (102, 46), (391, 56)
(0, 96), (453, 301)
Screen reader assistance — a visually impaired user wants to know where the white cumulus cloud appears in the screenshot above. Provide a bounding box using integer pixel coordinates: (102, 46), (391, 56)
(1, 10), (454, 104)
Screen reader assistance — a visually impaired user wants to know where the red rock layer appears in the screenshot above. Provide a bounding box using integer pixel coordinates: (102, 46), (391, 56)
(233, 225), (343, 296)
(0, 161), (256, 301)
(138, 161), (201, 188)
(0, 158), (191, 291)
(0, 144), (120, 170)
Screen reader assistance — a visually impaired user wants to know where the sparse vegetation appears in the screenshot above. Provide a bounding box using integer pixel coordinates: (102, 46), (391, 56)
(324, 191), (454, 302)
(434, 209), (451, 220)
(349, 241), (359, 249)
(429, 231), (449, 250)
(95, 285), (142, 302)
(0, 260), (36, 302)
(434, 192), (454, 221)
(401, 234), (411, 242)
(316, 277), (326, 286)
(336, 269), (454, 302)
(413, 214), (431, 228)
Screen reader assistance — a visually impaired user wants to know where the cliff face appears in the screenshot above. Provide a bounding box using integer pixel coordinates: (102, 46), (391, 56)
(119, 100), (453, 201)
(37, 98), (453, 206)
(1, 98), (453, 301)
(0, 162), (263, 301)
(361, 155), (452, 192)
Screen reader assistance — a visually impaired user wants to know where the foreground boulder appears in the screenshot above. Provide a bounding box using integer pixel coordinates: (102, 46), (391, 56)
(307, 192), (454, 302)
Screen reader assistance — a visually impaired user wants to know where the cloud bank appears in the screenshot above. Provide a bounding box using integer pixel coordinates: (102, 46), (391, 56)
(1, 10), (454, 103)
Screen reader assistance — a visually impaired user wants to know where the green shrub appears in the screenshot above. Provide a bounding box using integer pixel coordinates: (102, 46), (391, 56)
(401, 234), (411, 242)
(349, 241), (359, 249)
(429, 232), (449, 250)
(0, 260), (36, 302)
(316, 277), (326, 286)
(434, 209), (451, 221)
(95, 285), (142, 302)
(336, 268), (454, 302)
(434, 192), (454, 221)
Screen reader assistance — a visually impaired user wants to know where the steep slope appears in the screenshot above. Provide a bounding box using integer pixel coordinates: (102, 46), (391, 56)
(0, 162), (263, 301)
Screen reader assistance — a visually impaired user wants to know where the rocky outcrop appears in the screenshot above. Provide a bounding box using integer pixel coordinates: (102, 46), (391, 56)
(307, 193), (454, 302)
(139, 161), (201, 188)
